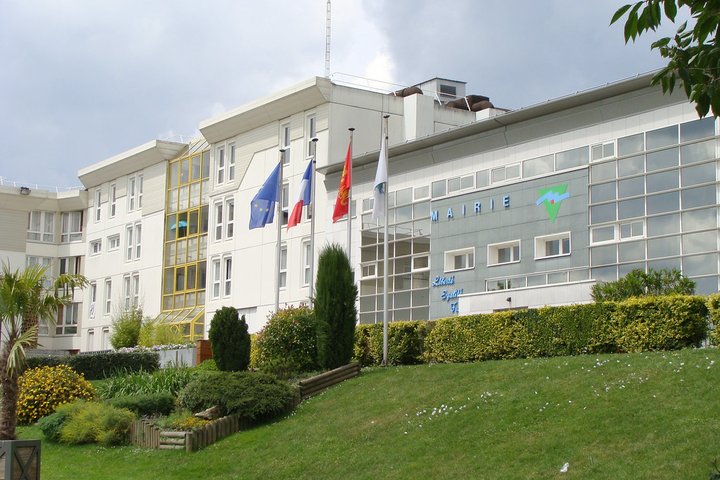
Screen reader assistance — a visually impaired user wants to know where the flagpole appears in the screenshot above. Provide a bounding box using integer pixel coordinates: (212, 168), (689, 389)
(308, 138), (319, 306)
(347, 128), (354, 258)
(382, 115), (389, 366)
(275, 149), (285, 313)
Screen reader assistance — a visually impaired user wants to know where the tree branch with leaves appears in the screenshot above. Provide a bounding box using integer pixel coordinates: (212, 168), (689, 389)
(612, 0), (720, 117)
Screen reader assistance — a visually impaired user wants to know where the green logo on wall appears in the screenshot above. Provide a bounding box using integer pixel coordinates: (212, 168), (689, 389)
(535, 185), (570, 222)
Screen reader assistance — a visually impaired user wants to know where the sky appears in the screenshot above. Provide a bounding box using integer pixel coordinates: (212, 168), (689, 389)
(0, 0), (687, 189)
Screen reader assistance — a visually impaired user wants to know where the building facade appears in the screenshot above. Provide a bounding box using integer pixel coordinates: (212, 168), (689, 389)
(1, 72), (718, 352)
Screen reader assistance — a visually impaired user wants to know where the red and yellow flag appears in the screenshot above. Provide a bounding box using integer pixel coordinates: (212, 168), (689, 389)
(332, 141), (352, 222)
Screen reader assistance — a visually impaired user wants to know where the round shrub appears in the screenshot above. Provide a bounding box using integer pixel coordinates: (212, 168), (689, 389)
(256, 305), (318, 372)
(51, 400), (135, 446)
(18, 365), (94, 424)
(177, 371), (297, 423)
(110, 306), (143, 349)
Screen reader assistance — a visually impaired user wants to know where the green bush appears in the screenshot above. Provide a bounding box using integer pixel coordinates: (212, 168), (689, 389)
(18, 365), (95, 424)
(315, 244), (358, 369)
(138, 318), (185, 347)
(707, 294), (720, 346)
(591, 268), (695, 301)
(154, 410), (208, 431)
(354, 321), (429, 366)
(423, 295), (709, 362)
(208, 307), (251, 371)
(106, 393), (175, 417)
(37, 410), (67, 442)
(256, 305), (318, 373)
(177, 371), (297, 423)
(25, 351), (161, 380)
(195, 359), (218, 372)
(96, 367), (196, 399)
(48, 400), (135, 446)
(110, 306), (144, 349)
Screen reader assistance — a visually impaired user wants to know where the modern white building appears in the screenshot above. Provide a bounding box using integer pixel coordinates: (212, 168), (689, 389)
(2, 71), (718, 352)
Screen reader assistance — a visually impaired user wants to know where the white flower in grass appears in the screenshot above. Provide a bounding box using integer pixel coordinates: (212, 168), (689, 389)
(560, 462), (569, 473)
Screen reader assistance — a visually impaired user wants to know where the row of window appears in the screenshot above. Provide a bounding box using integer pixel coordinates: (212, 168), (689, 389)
(27, 211), (84, 243)
(88, 273), (139, 319)
(443, 233), (571, 273)
(89, 223), (142, 262)
(93, 173), (143, 223)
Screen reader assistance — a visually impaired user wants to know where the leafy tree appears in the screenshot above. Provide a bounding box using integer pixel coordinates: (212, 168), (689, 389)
(592, 268), (695, 301)
(110, 306), (143, 349)
(208, 307), (251, 371)
(611, 1), (720, 117)
(0, 263), (87, 440)
(314, 243), (358, 370)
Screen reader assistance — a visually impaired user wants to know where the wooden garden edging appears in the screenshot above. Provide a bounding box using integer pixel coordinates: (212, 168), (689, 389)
(129, 414), (243, 452)
(298, 362), (361, 399)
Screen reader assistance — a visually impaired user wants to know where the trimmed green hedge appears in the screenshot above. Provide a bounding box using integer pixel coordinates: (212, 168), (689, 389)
(354, 321), (429, 366)
(26, 351), (160, 380)
(106, 393), (175, 417)
(707, 293), (720, 346)
(354, 296), (710, 365)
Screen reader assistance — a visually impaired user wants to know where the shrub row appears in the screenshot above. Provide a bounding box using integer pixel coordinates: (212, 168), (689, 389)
(25, 351), (159, 380)
(354, 295), (710, 365)
(106, 393), (175, 417)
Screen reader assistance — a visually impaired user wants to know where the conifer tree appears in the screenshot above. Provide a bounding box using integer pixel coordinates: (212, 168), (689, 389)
(314, 244), (358, 369)
(209, 307), (250, 371)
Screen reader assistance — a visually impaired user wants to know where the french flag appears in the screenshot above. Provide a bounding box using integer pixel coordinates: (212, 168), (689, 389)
(287, 159), (313, 229)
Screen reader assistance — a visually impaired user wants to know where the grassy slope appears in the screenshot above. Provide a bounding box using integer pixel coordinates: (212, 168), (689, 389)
(23, 348), (720, 480)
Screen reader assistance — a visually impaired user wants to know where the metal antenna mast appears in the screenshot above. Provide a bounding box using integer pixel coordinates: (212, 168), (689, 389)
(325, 0), (331, 78)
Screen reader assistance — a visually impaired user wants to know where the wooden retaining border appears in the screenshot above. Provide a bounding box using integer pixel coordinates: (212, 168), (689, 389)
(298, 362), (361, 400)
(129, 415), (243, 452)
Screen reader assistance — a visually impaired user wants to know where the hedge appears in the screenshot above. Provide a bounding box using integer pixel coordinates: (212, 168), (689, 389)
(354, 295), (710, 365)
(354, 321), (429, 366)
(26, 351), (160, 380)
(707, 293), (720, 346)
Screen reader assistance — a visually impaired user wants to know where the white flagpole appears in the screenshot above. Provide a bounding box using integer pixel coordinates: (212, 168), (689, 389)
(275, 149), (285, 313)
(347, 128), (354, 257)
(382, 115), (389, 366)
(308, 138), (319, 306)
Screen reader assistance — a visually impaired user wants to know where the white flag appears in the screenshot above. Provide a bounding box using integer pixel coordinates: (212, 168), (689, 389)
(372, 134), (387, 221)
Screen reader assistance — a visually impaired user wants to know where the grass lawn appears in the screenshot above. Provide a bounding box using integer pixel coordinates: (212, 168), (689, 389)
(21, 348), (720, 479)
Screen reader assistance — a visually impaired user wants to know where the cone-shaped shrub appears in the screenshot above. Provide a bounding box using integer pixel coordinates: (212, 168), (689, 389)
(209, 307), (251, 371)
(315, 243), (358, 369)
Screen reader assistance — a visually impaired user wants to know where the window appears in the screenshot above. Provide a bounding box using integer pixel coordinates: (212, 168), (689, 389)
(226, 199), (234, 239)
(211, 257), (231, 298)
(89, 282), (97, 319)
(214, 202), (223, 241)
(439, 84), (457, 96)
(535, 232), (571, 259)
(125, 223), (141, 260)
(444, 248), (475, 272)
(108, 234), (120, 251)
(128, 173), (143, 211)
(447, 174), (474, 194)
(223, 256), (232, 296)
(59, 256), (81, 275)
(123, 275), (131, 310)
(104, 278), (112, 315)
(216, 146), (225, 185)
(95, 188), (102, 222)
(302, 240), (311, 286)
(591, 142), (615, 161)
(281, 183), (289, 225)
(307, 116), (317, 156)
(280, 123), (291, 163)
(61, 211), (83, 243)
(228, 144), (236, 182)
(491, 164), (520, 184)
(279, 244), (288, 289)
(56, 303), (79, 335)
(109, 184), (117, 217)
(27, 211), (54, 242)
(90, 239), (102, 256)
(212, 258), (221, 298)
(132, 273), (140, 307)
(488, 240), (521, 266)
(361, 263), (376, 279)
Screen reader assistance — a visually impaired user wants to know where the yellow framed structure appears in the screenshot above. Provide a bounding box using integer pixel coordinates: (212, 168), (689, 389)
(160, 141), (210, 340)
